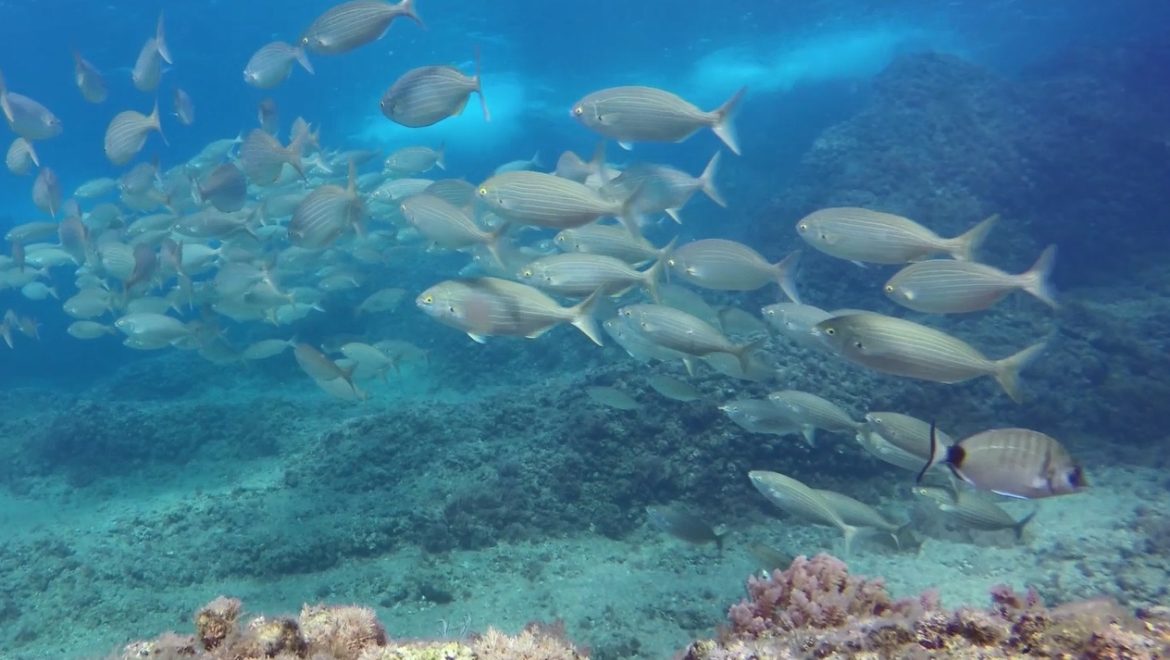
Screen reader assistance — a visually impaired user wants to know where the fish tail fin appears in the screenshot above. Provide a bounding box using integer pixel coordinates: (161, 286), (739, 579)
(25, 140), (40, 168)
(892, 521), (919, 552)
(484, 227), (511, 270)
(473, 45), (490, 122)
(568, 288), (605, 347)
(618, 182), (648, 239)
(147, 100), (168, 146)
(1021, 245), (1058, 309)
(643, 238), (675, 302)
(993, 341), (1045, 403)
(588, 140), (611, 182)
(294, 47), (315, 75)
(400, 0), (425, 27)
(841, 524), (860, 557)
(918, 419), (942, 483)
(155, 13), (173, 65)
(1013, 507), (1039, 542)
(530, 151), (543, 170)
(697, 150), (726, 207)
(950, 213), (998, 261)
(799, 425), (817, 447)
(710, 86), (746, 156)
(734, 337), (766, 375)
(771, 250), (801, 303)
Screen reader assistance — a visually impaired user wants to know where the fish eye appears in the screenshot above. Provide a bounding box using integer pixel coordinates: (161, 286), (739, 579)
(824, 327), (835, 336)
(555, 235), (565, 243)
(572, 106), (584, 116)
(448, 305), (456, 313)
(522, 269), (532, 277)
(884, 284), (895, 294)
(422, 295), (433, 304)
(853, 340), (864, 350)
(666, 258), (676, 267)
(477, 187), (488, 197)
(798, 223), (808, 232)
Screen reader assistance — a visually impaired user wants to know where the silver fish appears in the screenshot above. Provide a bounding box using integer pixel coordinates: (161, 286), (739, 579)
(796, 207), (997, 264)
(72, 49), (108, 103)
(416, 277), (603, 345)
(301, 0), (422, 55)
(913, 486), (1037, 540)
(384, 144), (445, 175)
(380, 58), (489, 128)
(600, 151), (724, 222)
(244, 41), (315, 89)
(761, 302), (833, 350)
(719, 399), (798, 436)
(572, 85), (746, 154)
(0, 68), (62, 140)
(400, 193), (503, 262)
(517, 252), (664, 299)
(31, 166), (61, 217)
(585, 386), (640, 410)
(5, 137), (39, 175)
(289, 163), (365, 249)
(646, 374), (701, 402)
(748, 471), (860, 554)
(477, 171), (642, 235)
(194, 163), (248, 212)
(104, 103), (163, 166)
(554, 224), (667, 265)
(239, 129), (304, 185)
(646, 505), (725, 550)
(814, 313), (1045, 402)
(173, 88), (195, 126)
(766, 390), (861, 446)
(131, 14), (172, 92)
(667, 239), (800, 302)
(619, 303), (762, 372)
(884, 246), (1058, 314)
(922, 425), (1085, 500)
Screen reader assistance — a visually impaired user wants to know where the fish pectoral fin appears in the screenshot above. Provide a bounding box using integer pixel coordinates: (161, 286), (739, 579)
(850, 260), (868, 269)
(525, 327), (553, 339)
(617, 141), (634, 151)
(467, 333), (488, 344)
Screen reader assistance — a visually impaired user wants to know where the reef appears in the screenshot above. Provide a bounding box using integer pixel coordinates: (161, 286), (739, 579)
(681, 554), (1170, 659)
(120, 596), (587, 660)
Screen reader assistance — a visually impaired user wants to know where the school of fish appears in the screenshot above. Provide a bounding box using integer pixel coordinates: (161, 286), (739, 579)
(0, 0), (1084, 558)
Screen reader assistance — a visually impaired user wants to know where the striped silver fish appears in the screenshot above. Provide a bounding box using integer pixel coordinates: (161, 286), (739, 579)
(586, 386), (640, 410)
(517, 251), (664, 299)
(884, 246), (1057, 313)
(814, 312), (1045, 402)
(424, 178), (476, 209)
(604, 317), (690, 366)
(554, 224), (666, 264)
(719, 399), (799, 436)
(748, 471), (861, 555)
(600, 151), (724, 223)
(380, 59), (489, 128)
(667, 238), (800, 302)
(646, 374), (701, 402)
(477, 171), (641, 235)
(289, 163), (365, 249)
(766, 390), (861, 446)
(5, 137), (39, 175)
(239, 129), (303, 185)
(104, 103), (163, 166)
(0, 68), (63, 141)
(796, 207), (997, 264)
(416, 277), (603, 345)
(131, 14), (171, 92)
(194, 163), (247, 212)
(913, 486), (1037, 539)
(572, 85), (746, 155)
(924, 426), (1085, 500)
(760, 302), (832, 350)
(72, 49), (108, 103)
(399, 193), (503, 262)
(861, 412), (954, 470)
(384, 144), (445, 175)
(301, 0), (422, 55)
(814, 489), (911, 549)
(244, 41), (314, 89)
(172, 88), (195, 126)
(31, 166), (61, 217)
(620, 303), (762, 372)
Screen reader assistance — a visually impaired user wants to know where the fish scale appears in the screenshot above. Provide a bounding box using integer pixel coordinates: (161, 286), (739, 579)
(302, 0), (420, 55)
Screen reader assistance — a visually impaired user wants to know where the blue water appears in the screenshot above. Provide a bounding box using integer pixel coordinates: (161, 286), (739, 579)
(2, 0), (1170, 657)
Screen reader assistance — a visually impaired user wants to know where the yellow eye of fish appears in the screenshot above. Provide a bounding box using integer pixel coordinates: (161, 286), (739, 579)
(522, 269), (532, 277)
(667, 258), (676, 267)
(422, 295), (433, 304)
(477, 187), (488, 197)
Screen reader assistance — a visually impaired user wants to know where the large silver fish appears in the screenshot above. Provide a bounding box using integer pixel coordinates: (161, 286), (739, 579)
(572, 85), (746, 155)
(244, 41), (315, 89)
(884, 246), (1058, 314)
(921, 425), (1085, 500)
(380, 59), (488, 128)
(796, 207), (997, 264)
(0, 68), (62, 140)
(104, 103), (163, 166)
(301, 0), (421, 55)
(477, 171), (642, 236)
(619, 303), (762, 373)
(667, 238), (800, 302)
(748, 470), (860, 555)
(814, 312), (1045, 402)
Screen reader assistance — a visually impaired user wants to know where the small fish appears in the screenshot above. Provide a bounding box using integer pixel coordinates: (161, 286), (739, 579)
(239, 129), (304, 185)
(104, 102), (164, 166)
(477, 171), (643, 236)
(400, 193), (504, 264)
(554, 224), (668, 265)
(813, 312), (1045, 402)
(301, 0), (422, 55)
(517, 251), (664, 299)
(416, 277), (603, 345)
(646, 505), (726, 550)
(796, 208), (997, 264)
(0, 68), (63, 140)
(67, 321), (116, 340)
(244, 41), (315, 89)
(748, 471), (860, 554)
(601, 151), (724, 223)
(114, 312), (189, 344)
(921, 424), (1085, 500)
(884, 247), (1058, 314)
(194, 163), (248, 212)
(857, 412), (955, 472)
(257, 98), (280, 134)
(72, 49), (108, 103)
(646, 374), (701, 402)
(132, 14), (172, 92)
(20, 281), (57, 301)
(380, 55), (489, 128)
(913, 486), (1038, 540)
(814, 489), (914, 549)
(357, 288), (407, 315)
(493, 152), (542, 175)
(424, 178), (476, 209)
(384, 144), (445, 175)
(293, 343), (362, 398)
(31, 166), (61, 217)
(766, 390), (862, 446)
(747, 542), (794, 572)
(619, 303), (762, 373)
(585, 386), (640, 410)
(761, 302), (832, 350)
(289, 163), (365, 249)
(572, 85), (746, 154)
(667, 239), (800, 302)
(173, 88), (195, 126)
(5, 137), (40, 175)
(718, 399), (798, 436)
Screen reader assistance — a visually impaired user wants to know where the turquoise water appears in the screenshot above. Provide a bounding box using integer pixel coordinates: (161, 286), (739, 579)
(1, 1), (1169, 658)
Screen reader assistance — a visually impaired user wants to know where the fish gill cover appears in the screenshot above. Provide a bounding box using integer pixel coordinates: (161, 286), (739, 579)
(1, 0), (1170, 658)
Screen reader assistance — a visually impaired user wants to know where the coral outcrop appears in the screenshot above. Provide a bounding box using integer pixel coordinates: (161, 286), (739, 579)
(681, 553), (1170, 659)
(121, 598), (587, 660)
